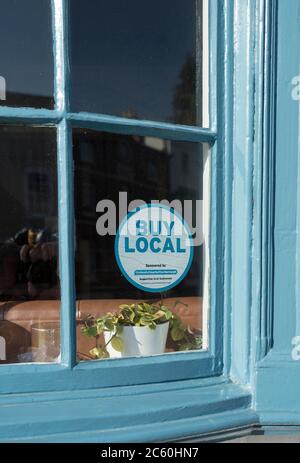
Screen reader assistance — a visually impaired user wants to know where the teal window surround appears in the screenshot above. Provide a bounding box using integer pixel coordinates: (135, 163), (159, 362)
(1, 0), (295, 443)
(0, 0), (223, 396)
(253, 0), (300, 425)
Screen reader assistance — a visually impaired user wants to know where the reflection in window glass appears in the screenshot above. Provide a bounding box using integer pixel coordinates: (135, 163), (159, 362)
(70, 0), (207, 126)
(74, 129), (208, 361)
(0, 0), (54, 108)
(0, 127), (60, 364)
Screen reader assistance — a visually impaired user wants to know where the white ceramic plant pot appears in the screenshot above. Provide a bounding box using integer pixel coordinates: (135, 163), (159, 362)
(0, 336), (6, 361)
(104, 322), (169, 358)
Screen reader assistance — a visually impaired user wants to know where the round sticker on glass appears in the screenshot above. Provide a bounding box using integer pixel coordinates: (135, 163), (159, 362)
(115, 204), (194, 293)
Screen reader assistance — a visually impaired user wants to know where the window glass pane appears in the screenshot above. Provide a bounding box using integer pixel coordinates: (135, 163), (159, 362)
(74, 129), (208, 361)
(0, 0), (54, 109)
(70, 0), (208, 127)
(0, 126), (60, 364)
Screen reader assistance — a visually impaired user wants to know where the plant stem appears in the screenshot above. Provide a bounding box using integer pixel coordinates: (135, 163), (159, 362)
(77, 351), (93, 360)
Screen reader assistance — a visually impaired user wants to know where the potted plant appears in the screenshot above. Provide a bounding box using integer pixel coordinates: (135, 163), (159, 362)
(81, 301), (202, 359)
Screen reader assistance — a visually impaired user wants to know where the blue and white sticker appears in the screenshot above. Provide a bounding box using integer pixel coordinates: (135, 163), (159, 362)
(115, 204), (194, 293)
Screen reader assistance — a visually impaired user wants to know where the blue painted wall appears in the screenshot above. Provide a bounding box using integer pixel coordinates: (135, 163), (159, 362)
(254, 0), (300, 422)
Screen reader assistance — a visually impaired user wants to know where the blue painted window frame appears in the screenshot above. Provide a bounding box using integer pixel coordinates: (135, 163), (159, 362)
(0, 0), (226, 395)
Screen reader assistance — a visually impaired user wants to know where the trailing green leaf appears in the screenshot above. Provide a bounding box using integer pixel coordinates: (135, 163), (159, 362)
(171, 324), (185, 342)
(81, 325), (98, 338)
(111, 336), (124, 353)
(103, 318), (115, 331)
(89, 347), (109, 359)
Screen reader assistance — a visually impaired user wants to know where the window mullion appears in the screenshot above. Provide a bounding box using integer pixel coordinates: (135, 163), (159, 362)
(57, 120), (76, 368)
(54, 0), (76, 367)
(68, 112), (217, 144)
(53, 0), (70, 113)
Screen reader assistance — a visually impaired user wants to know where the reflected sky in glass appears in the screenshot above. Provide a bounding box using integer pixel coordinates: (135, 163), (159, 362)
(71, 0), (200, 125)
(0, 0), (54, 108)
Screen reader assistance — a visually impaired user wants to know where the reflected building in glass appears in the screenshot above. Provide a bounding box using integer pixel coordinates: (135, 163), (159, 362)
(0, 126), (59, 364)
(74, 130), (204, 356)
